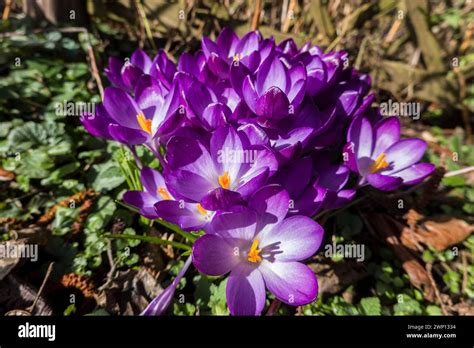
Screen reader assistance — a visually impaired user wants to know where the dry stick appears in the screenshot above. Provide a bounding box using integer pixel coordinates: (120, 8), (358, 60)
(461, 251), (468, 295)
(99, 239), (118, 291)
(455, 67), (473, 144)
(425, 263), (449, 316)
(2, 0), (12, 20)
(26, 262), (54, 314)
(251, 0), (262, 31)
(444, 166), (474, 177)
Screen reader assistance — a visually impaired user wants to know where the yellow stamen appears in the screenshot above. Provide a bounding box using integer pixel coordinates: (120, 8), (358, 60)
(369, 153), (389, 173)
(247, 239), (262, 263)
(218, 171), (231, 189)
(233, 53), (241, 62)
(157, 187), (172, 200)
(136, 112), (152, 134)
(196, 203), (207, 216)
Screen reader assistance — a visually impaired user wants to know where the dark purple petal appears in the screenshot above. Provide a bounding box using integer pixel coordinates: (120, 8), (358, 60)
(200, 188), (244, 211)
(366, 173), (403, 191)
(154, 200), (208, 231)
(108, 124), (149, 145)
(123, 191), (159, 219)
(209, 209), (257, 241)
(192, 234), (239, 276)
(103, 87), (141, 129)
(249, 185), (290, 234)
(256, 56), (287, 94)
(256, 87), (290, 119)
(347, 116), (374, 174)
(227, 263), (266, 316)
(131, 49), (152, 73)
(259, 261), (318, 306)
(80, 104), (114, 139)
(121, 63), (143, 90)
(201, 103), (230, 130)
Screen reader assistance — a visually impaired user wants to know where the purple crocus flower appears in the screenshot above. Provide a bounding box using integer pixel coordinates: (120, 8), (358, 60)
(105, 48), (177, 92)
(164, 125), (278, 211)
(81, 79), (182, 148)
(345, 116), (435, 191)
(239, 55), (306, 120)
(123, 167), (213, 230)
(192, 185), (323, 315)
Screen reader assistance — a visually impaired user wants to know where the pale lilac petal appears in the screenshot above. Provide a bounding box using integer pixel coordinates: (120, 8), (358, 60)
(249, 185), (290, 234)
(372, 117), (400, 157)
(393, 163), (435, 185)
(209, 210), (257, 241)
(258, 216), (323, 262)
(259, 261), (318, 306)
(383, 139), (428, 174)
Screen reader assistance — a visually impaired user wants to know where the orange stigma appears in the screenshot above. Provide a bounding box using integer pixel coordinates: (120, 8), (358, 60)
(218, 171), (231, 189)
(156, 187), (172, 200)
(136, 112), (152, 134)
(196, 203), (207, 216)
(247, 240), (262, 263)
(369, 153), (389, 173)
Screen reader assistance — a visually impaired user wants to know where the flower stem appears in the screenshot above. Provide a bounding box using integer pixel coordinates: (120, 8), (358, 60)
(104, 233), (192, 251)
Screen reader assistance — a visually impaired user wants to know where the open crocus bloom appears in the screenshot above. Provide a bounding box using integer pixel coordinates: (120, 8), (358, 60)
(192, 185), (324, 315)
(346, 116), (435, 191)
(81, 80), (182, 148)
(164, 125), (278, 211)
(123, 167), (213, 230)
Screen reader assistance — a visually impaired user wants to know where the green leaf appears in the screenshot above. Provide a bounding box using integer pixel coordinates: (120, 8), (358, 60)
(359, 297), (382, 316)
(90, 161), (126, 192)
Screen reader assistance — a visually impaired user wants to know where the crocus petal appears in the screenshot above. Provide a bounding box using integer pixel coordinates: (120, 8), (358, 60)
(211, 126), (243, 181)
(258, 216), (323, 262)
(131, 49), (152, 72)
(257, 56), (287, 94)
(226, 263), (266, 316)
(209, 210), (257, 241)
(383, 138), (428, 174)
(154, 200), (207, 231)
(140, 167), (167, 197)
(192, 234), (240, 276)
(80, 104), (114, 139)
(121, 63), (143, 90)
(393, 163), (435, 185)
(103, 87), (142, 129)
(347, 116), (373, 174)
(200, 188), (244, 211)
(372, 117), (400, 157)
(259, 261), (318, 306)
(123, 191), (159, 219)
(249, 185), (290, 234)
(256, 87), (290, 119)
(108, 124), (149, 145)
(201, 103), (230, 130)
(366, 173), (403, 191)
(165, 170), (215, 202)
(242, 75), (259, 114)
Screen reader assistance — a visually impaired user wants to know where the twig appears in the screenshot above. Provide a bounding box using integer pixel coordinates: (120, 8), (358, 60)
(135, 0), (157, 51)
(2, 0), (12, 20)
(425, 263), (449, 316)
(98, 239), (118, 291)
(444, 166), (474, 177)
(251, 0), (262, 31)
(26, 262), (54, 314)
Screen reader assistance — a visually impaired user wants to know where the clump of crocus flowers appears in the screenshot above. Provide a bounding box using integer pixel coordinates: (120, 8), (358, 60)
(81, 28), (435, 316)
